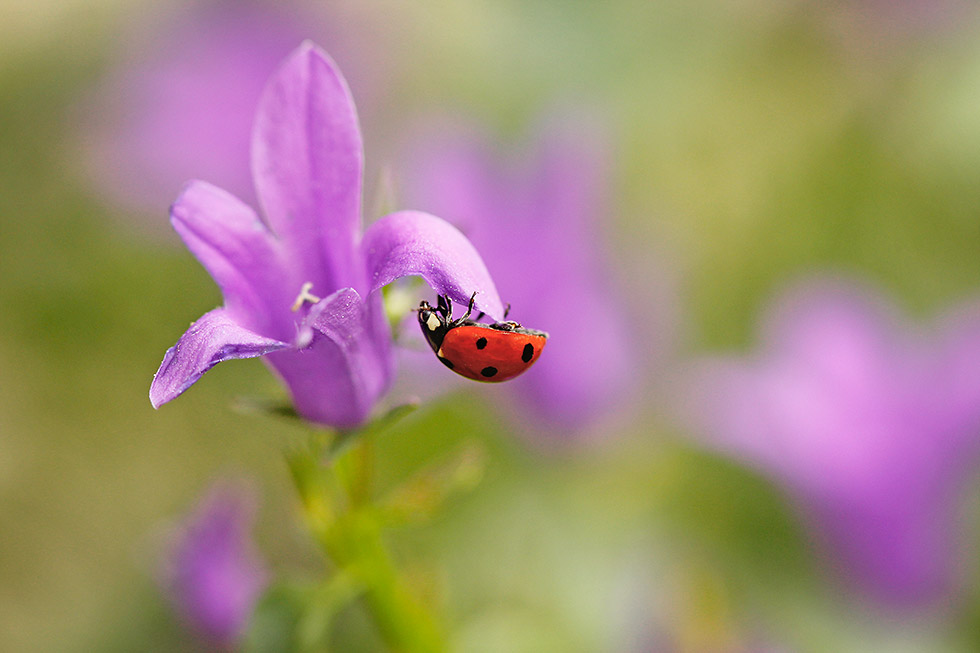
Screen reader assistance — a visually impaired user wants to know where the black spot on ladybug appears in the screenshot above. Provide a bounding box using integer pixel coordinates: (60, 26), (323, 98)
(480, 366), (498, 378)
(522, 343), (534, 363)
(439, 357), (455, 370)
(476, 337), (488, 349)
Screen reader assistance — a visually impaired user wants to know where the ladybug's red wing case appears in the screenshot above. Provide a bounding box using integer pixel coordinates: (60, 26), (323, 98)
(416, 294), (548, 383)
(439, 324), (546, 382)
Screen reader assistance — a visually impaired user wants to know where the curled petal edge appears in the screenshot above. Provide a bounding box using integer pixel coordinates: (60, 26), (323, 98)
(361, 210), (505, 320)
(150, 308), (289, 408)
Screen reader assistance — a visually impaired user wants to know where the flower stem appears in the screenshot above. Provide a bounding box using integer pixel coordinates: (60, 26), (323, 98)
(287, 430), (444, 652)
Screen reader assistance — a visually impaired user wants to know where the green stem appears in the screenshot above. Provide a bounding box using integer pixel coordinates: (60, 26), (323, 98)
(287, 432), (445, 653)
(329, 512), (443, 652)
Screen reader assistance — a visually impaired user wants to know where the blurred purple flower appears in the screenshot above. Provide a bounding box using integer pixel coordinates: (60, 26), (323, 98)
(149, 43), (503, 428)
(684, 277), (980, 605)
(83, 1), (386, 221)
(402, 119), (638, 436)
(166, 481), (267, 648)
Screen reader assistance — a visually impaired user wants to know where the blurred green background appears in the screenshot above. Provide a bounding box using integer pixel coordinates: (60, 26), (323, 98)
(2, 1), (980, 651)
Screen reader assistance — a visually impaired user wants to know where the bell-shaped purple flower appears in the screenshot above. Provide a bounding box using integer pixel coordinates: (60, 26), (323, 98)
(82, 1), (388, 219)
(402, 118), (638, 435)
(165, 481), (267, 648)
(683, 277), (980, 606)
(149, 43), (503, 428)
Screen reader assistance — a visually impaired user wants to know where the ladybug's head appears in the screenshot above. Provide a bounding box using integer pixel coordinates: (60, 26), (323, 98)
(417, 297), (451, 353)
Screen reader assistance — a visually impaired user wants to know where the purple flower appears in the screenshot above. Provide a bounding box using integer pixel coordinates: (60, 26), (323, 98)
(401, 118), (638, 436)
(149, 43), (503, 428)
(684, 277), (980, 605)
(165, 481), (267, 647)
(82, 1), (387, 221)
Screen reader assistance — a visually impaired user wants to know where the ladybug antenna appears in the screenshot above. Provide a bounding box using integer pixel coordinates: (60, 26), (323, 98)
(503, 303), (511, 320)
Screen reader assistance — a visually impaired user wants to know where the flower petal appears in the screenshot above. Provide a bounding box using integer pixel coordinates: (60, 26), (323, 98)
(150, 308), (289, 408)
(251, 42), (363, 293)
(808, 484), (959, 604)
(361, 210), (504, 320)
(170, 181), (294, 339)
(400, 118), (641, 435)
(681, 276), (980, 605)
(167, 480), (268, 647)
(934, 301), (980, 437)
(504, 277), (635, 431)
(83, 4), (316, 216)
(265, 288), (391, 428)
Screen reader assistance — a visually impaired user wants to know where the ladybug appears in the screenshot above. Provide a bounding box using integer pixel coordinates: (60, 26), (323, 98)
(417, 293), (548, 382)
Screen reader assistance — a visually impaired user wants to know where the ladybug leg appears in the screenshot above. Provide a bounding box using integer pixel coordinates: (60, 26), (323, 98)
(450, 292), (478, 327)
(437, 294), (453, 320)
(461, 292), (477, 320)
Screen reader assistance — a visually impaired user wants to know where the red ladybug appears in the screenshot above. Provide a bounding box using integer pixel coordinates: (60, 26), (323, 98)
(417, 294), (548, 382)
